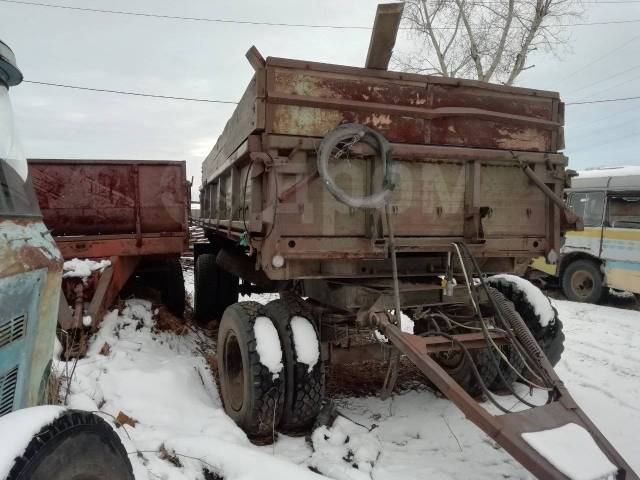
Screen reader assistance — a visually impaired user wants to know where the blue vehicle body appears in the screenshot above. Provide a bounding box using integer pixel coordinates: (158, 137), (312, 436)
(0, 39), (63, 416)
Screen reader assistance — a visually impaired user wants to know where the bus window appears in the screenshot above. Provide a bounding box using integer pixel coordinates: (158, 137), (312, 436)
(569, 191), (605, 227)
(607, 195), (640, 229)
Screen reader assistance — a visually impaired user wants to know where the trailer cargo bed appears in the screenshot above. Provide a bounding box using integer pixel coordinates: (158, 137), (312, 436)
(29, 159), (189, 335)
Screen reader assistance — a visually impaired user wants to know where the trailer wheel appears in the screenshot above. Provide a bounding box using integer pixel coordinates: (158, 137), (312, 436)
(135, 257), (185, 318)
(260, 298), (323, 434)
(160, 256), (186, 318)
(195, 253), (239, 325)
(435, 331), (498, 399)
(488, 276), (565, 368)
(537, 317), (565, 369)
(218, 302), (284, 440)
(7, 410), (134, 480)
(561, 259), (604, 303)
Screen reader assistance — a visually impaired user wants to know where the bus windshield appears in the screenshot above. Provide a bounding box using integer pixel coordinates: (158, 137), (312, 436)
(0, 84), (40, 217)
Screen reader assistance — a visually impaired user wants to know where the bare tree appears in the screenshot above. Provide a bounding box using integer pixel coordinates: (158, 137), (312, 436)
(393, 0), (583, 85)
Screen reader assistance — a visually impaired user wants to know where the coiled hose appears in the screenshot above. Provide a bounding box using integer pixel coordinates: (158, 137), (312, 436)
(317, 123), (394, 209)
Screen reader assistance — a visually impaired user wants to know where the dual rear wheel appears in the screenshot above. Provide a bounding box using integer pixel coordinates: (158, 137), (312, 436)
(217, 298), (323, 439)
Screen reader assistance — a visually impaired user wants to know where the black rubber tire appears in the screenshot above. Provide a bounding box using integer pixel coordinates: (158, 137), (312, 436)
(218, 301), (284, 439)
(7, 410), (134, 480)
(133, 257), (185, 318)
(160, 256), (186, 318)
(435, 327), (499, 399)
(195, 253), (239, 325)
(538, 317), (565, 369)
(488, 276), (565, 368)
(260, 298), (324, 434)
(561, 259), (604, 304)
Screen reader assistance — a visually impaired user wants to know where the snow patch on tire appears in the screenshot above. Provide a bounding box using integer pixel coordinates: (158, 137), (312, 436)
(0, 406), (66, 479)
(253, 316), (283, 379)
(290, 316), (319, 373)
(488, 274), (555, 327)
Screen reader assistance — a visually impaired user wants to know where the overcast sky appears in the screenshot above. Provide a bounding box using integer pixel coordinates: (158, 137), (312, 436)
(1, 0), (639, 199)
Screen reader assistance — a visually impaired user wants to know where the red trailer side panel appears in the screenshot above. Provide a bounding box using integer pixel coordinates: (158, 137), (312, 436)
(28, 159), (188, 257)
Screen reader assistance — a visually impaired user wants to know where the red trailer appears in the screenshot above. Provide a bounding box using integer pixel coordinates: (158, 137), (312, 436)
(28, 159), (189, 344)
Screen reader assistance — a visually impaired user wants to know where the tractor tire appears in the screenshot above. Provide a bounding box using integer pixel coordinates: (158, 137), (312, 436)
(218, 302), (284, 440)
(7, 410), (134, 480)
(488, 276), (565, 368)
(195, 253), (239, 325)
(160, 256), (186, 318)
(561, 259), (604, 304)
(260, 298), (323, 434)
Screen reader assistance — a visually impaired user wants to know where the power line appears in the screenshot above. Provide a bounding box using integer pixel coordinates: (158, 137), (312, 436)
(572, 72), (640, 102)
(571, 128), (639, 153)
(558, 32), (640, 82)
(2, 0), (640, 29)
(571, 104), (637, 131)
(566, 95), (640, 105)
(23, 80), (238, 104)
(0, 0), (371, 29)
(569, 63), (640, 95)
(23, 78), (640, 107)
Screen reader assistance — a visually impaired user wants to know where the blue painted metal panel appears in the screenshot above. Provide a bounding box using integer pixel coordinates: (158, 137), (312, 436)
(0, 269), (44, 414)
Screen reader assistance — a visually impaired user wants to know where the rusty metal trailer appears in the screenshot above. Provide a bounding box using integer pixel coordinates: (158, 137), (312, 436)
(194, 4), (636, 478)
(28, 159), (189, 341)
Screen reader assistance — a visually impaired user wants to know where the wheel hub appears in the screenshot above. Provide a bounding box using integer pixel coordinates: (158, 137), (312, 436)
(571, 270), (595, 299)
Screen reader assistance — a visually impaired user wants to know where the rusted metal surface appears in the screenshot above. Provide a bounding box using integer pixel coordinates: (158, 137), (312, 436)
(57, 255), (140, 331)
(55, 235), (186, 260)
(201, 49), (563, 184)
(0, 217), (63, 408)
(263, 57), (561, 152)
(87, 255), (140, 328)
(327, 331), (507, 364)
(28, 159), (188, 253)
(27, 159), (188, 334)
(198, 47), (570, 282)
(376, 314), (638, 480)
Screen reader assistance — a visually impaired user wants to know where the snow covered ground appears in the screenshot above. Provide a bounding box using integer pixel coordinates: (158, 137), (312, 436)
(54, 270), (640, 480)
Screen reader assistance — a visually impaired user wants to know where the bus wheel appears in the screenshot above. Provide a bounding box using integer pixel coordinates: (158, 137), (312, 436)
(562, 259), (604, 303)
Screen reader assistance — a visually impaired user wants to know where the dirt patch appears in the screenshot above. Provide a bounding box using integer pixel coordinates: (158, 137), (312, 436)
(155, 306), (188, 335)
(326, 357), (431, 398)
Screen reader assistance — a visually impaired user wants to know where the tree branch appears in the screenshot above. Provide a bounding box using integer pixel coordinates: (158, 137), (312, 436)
(484, 0), (515, 80)
(455, 0), (485, 80)
(420, 0), (450, 76)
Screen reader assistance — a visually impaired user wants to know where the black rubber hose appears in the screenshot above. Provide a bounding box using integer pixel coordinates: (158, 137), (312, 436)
(317, 123), (394, 209)
(421, 331), (512, 414)
(458, 242), (555, 390)
(450, 246), (547, 407)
